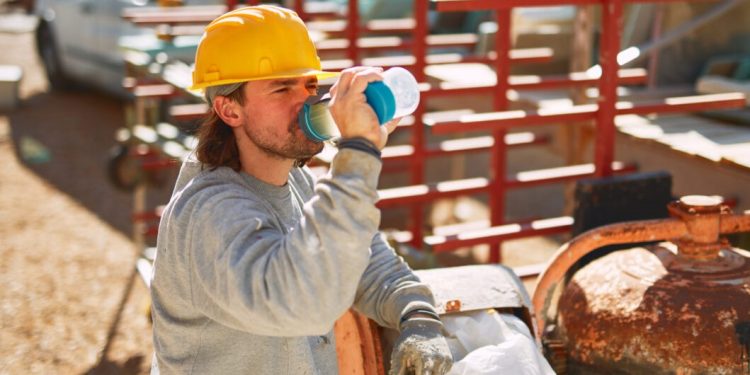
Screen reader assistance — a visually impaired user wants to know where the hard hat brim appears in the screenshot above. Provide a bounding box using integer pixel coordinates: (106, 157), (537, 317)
(189, 69), (340, 91)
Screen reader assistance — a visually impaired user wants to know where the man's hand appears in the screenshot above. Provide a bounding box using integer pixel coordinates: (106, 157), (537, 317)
(328, 66), (399, 149)
(390, 317), (453, 375)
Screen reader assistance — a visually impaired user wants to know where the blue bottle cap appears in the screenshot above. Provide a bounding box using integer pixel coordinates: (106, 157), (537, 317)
(364, 81), (396, 125)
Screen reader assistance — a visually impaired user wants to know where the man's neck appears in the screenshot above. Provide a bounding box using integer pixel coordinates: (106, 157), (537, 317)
(236, 138), (294, 187)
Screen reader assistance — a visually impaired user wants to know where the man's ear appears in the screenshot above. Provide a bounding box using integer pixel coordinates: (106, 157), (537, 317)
(213, 96), (243, 128)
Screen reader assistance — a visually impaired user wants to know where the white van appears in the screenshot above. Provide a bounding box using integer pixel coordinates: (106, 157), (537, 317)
(33, 0), (220, 96)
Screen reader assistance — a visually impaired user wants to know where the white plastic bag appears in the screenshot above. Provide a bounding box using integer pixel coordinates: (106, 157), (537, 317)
(443, 310), (555, 375)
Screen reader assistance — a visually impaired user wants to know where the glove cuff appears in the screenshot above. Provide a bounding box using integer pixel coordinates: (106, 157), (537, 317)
(399, 308), (441, 329)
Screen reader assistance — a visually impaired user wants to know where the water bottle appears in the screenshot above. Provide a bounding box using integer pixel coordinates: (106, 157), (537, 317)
(298, 67), (420, 142)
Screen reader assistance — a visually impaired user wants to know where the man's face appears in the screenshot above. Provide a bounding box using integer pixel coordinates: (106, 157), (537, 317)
(239, 76), (324, 160)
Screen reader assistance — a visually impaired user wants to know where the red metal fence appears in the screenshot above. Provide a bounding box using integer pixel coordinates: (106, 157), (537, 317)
(122, 0), (746, 274)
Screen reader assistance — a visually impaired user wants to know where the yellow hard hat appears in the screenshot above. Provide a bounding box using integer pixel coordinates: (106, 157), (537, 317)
(190, 5), (338, 91)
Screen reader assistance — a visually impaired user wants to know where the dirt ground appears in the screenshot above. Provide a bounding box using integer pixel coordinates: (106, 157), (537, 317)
(0, 10), (561, 375)
(0, 17), (162, 375)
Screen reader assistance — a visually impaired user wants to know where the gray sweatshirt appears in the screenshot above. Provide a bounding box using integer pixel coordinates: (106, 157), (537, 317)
(151, 148), (437, 374)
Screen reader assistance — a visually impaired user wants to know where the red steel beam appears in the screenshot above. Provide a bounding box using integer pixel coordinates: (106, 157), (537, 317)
(316, 34), (479, 53)
(488, 8), (513, 263)
(420, 68), (647, 98)
(428, 104), (600, 134)
(425, 216), (574, 252)
(378, 178), (490, 208)
(593, 0), (623, 177)
(169, 103), (209, 121)
(428, 93), (746, 135)
(382, 133), (550, 162)
(360, 47), (554, 69)
(507, 68), (646, 90)
(433, 0), (714, 12)
(506, 161), (637, 188)
(408, 0), (430, 247)
(616, 93), (747, 115)
(125, 2), (340, 25)
(132, 84), (176, 99)
(434, 0), (602, 12)
(376, 161), (634, 208)
(307, 18), (416, 34)
(293, 0), (305, 21)
(346, 0), (359, 64)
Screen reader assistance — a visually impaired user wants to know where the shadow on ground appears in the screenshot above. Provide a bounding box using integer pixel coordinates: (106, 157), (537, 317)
(4, 88), (176, 238)
(85, 355), (146, 375)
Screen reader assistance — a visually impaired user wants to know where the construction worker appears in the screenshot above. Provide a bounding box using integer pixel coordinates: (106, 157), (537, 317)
(150, 5), (452, 375)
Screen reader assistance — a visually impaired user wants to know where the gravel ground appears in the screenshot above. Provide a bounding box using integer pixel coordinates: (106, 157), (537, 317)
(0, 16), (156, 375)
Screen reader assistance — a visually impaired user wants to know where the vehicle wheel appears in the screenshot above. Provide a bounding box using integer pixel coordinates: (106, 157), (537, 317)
(107, 144), (144, 191)
(36, 23), (72, 90)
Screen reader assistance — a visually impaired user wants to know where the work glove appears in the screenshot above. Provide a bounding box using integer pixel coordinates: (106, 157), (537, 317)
(389, 317), (453, 375)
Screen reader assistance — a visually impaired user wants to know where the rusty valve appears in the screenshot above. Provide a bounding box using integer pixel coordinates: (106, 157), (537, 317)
(668, 195), (733, 260)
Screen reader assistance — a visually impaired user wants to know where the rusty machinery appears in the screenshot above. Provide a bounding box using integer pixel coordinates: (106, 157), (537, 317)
(533, 195), (750, 374)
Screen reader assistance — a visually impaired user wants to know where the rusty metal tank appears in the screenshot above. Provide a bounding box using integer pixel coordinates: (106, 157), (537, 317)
(533, 196), (750, 374)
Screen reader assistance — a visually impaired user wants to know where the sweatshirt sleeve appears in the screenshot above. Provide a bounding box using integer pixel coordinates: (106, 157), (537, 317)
(182, 149), (381, 337)
(352, 233), (438, 330)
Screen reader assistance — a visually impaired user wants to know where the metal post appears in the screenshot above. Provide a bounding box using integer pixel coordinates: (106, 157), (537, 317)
(594, 0), (623, 177)
(489, 8), (512, 263)
(294, 0), (306, 21)
(409, 0), (429, 247)
(133, 183), (146, 254)
(346, 0), (359, 64)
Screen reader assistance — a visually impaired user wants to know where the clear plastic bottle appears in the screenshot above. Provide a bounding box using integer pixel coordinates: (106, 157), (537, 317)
(298, 67), (420, 141)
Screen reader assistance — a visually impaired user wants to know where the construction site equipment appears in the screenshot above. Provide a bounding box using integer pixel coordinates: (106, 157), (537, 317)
(533, 195), (750, 373)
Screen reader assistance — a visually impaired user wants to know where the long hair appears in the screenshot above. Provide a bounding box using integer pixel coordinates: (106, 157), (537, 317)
(195, 84), (246, 172)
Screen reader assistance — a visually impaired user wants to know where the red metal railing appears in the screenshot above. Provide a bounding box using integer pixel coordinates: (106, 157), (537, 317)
(380, 0), (745, 265)
(123, 0), (746, 273)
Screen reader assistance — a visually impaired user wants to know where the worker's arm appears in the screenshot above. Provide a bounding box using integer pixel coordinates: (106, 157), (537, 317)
(353, 232), (453, 375)
(183, 147), (381, 337)
(352, 233), (438, 329)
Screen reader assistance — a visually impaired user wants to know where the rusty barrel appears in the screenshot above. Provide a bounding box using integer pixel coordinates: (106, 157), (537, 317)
(534, 196), (750, 374)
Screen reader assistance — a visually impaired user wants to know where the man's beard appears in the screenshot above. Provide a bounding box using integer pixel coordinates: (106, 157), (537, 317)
(243, 118), (324, 162)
